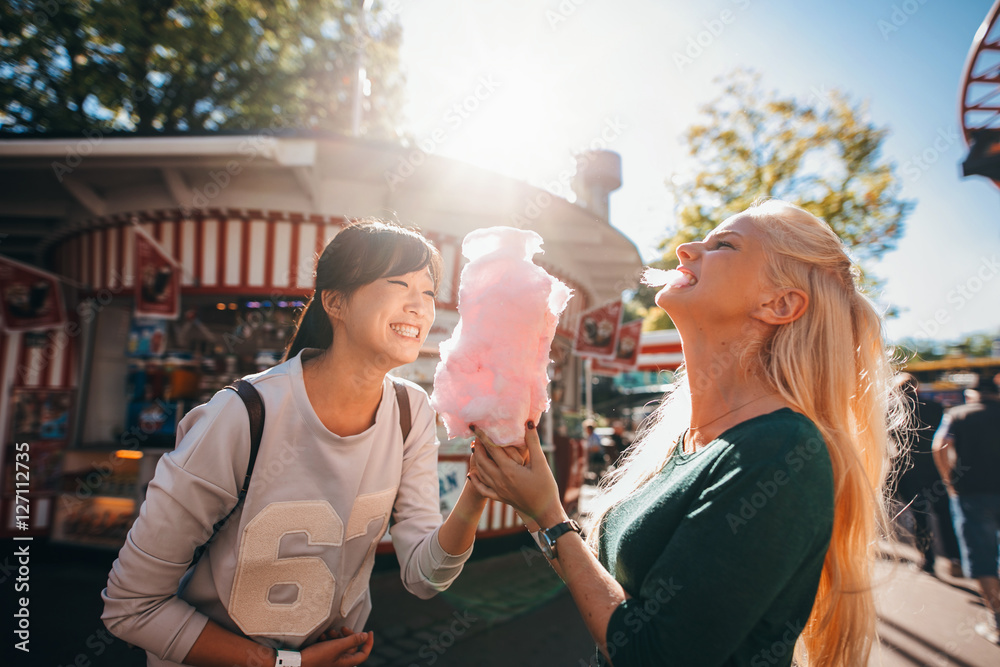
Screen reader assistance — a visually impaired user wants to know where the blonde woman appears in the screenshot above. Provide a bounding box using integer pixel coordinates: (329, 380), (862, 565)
(470, 200), (900, 667)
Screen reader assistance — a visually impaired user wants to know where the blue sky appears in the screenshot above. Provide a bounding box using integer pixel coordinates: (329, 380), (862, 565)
(391, 0), (999, 345)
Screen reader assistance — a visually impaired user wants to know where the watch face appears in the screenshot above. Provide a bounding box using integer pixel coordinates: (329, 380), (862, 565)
(541, 526), (564, 558)
(540, 532), (555, 558)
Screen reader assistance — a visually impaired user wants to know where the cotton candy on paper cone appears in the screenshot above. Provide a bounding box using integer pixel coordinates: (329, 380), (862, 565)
(431, 227), (573, 446)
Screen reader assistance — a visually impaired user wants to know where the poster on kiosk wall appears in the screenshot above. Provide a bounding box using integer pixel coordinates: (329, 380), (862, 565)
(572, 300), (623, 359)
(604, 320), (642, 371)
(590, 319), (643, 376)
(133, 224), (180, 320)
(0, 254), (67, 332)
(610, 318), (643, 368)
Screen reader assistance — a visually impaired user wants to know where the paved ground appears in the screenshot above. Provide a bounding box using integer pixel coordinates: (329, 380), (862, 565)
(1, 534), (595, 667)
(364, 533), (594, 667)
(364, 538), (1000, 667)
(4, 509), (999, 667)
(872, 540), (998, 667)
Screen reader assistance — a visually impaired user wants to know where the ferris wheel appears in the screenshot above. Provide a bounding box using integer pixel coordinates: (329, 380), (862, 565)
(961, 1), (1000, 184)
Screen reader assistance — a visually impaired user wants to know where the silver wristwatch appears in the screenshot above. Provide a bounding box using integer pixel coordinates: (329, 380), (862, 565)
(538, 519), (582, 559)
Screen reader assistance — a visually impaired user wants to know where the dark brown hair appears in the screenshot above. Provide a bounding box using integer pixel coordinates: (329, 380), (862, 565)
(283, 219), (443, 361)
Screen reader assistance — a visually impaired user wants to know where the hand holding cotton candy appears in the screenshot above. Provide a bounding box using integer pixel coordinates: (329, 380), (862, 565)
(431, 227), (573, 447)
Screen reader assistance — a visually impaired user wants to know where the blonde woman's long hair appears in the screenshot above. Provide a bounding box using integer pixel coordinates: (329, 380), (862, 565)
(586, 199), (904, 667)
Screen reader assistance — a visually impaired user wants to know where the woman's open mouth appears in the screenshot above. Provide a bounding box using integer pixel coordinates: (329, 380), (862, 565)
(663, 269), (697, 288)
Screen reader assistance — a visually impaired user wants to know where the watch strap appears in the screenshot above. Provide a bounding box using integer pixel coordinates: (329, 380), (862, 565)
(275, 649), (302, 667)
(540, 519), (582, 558)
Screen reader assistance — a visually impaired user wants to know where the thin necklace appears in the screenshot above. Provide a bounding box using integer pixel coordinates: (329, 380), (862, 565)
(685, 393), (774, 450)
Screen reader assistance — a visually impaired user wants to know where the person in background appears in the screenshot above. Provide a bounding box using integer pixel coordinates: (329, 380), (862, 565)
(606, 420), (631, 470)
(584, 420), (606, 478)
(892, 373), (947, 575)
(933, 374), (1000, 645)
(470, 199), (903, 667)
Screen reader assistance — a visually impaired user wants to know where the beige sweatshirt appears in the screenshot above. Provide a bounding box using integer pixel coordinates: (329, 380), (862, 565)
(102, 348), (472, 665)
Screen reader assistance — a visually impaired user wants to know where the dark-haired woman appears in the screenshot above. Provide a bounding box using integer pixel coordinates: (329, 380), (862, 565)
(103, 221), (488, 667)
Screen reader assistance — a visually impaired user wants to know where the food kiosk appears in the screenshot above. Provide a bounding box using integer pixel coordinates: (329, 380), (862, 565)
(0, 132), (643, 549)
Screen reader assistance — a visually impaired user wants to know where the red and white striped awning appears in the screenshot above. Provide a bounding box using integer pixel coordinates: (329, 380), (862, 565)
(48, 210), (349, 296)
(0, 326), (79, 448)
(0, 327), (78, 391)
(588, 328), (683, 375)
(46, 209), (592, 336)
(636, 328), (683, 371)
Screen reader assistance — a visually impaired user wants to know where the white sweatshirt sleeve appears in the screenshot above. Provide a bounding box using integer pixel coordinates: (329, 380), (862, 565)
(390, 385), (473, 599)
(101, 389), (251, 663)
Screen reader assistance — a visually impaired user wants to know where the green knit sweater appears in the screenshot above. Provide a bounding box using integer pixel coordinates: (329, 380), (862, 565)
(595, 409), (834, 667)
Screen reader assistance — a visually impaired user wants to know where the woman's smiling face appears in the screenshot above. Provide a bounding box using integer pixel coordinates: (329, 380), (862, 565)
(655, 214), (772, 327)
(334, 267), (437, 368)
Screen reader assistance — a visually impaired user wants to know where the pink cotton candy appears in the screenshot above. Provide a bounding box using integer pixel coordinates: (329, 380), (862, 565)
(641, 267), (671, 286)
(642, 267), (691, 289)
(431, 227), (573, 447)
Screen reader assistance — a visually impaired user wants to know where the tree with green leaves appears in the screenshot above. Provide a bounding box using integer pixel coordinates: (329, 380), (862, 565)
(0, 0), (405, 138)
(635, 69), (913, 330)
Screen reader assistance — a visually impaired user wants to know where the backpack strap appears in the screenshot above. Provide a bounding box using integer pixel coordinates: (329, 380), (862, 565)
(391, 378), (412, 442)
(190, 379), (264, 565)
(225, 379), (266, 496)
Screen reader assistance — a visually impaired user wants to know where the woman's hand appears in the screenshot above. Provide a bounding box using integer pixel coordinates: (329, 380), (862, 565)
(468, 422), (566, 530)
(469, 436), (539, 532)
(316, 626), (356, 642)
(301, 628), (374, 667)
(464, 442), (488, 503)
